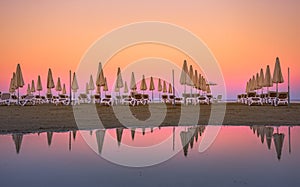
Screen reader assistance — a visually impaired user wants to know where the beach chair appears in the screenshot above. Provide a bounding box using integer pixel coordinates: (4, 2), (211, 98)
(174, 97), (184, 105)
(93, 94), (101, 104)
(34, 95), (44, 104)
(55, 94), (70, 106)
(142, 94), (150, 105)
(197, 95), (209, 105)
(101, 95), (112, 106)
(267, 91), (277, 105)
(19, 95), (36, 106)
(46, 94), (53, 103)
(132, 94), (143, 106)
(78, 93), (90, 104)
(0, 93), (11, 105)
(247, 92), (263, 106)
(161, 94), (168, 103)
(207, 94), (213, 104)
(216, 95), (222, 103)
(277, 92), (288, 106)
(168, 95), (175, 104)
(237, 95), (242, 103)
(121, 95), (134, 106)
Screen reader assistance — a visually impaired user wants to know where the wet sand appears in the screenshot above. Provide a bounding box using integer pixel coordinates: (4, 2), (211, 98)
(0, 103), (299, 134)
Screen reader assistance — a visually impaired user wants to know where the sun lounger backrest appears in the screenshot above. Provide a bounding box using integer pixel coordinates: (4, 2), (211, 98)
(162, 95), (168, 99)
(94, 95), (100, 99)
(11, 95), (18, 100)
(1, 93), (11, 100)
(169, 95), (175, 99)
(247, 92), (256, 98)
(268, 92), (277, 98)
(46, 94), (53, 99)
(134, 94), (142, 99)
(105, 95), (112, 99)
(142, 94), (149, 99)
(278, 92), (288, 99)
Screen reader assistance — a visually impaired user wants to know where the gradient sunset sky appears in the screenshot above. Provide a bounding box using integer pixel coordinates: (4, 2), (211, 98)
(1, 0), (299, 99)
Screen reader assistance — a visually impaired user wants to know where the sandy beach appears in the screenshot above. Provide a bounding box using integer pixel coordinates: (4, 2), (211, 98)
(0, 103), (299, 134)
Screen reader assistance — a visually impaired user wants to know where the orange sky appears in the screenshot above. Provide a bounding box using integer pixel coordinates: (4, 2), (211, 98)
(1, 1), (299, 99)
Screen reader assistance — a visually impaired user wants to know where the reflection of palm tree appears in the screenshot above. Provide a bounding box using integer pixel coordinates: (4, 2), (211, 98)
(273, 132), (285, 160)
(265, 127), (274, 150)
(12, 134), (23, 154)
(96, 129), (106, 154)
(47, 132), (53, 146)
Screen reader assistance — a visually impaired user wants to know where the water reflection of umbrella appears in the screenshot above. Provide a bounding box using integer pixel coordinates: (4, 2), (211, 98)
(258, 126), (265, 144)
(131, 128), (136, 140)
(96, 129), (106, 154)
(116, 128), (123, 147)
(12, 134), (23, 154)
(265, 127), (274, 150)
(180, 131), (193, 157)
(273, 133), (285, 160)
(180, 60), (189, 94)
(47, 132), (53, 146)
(72, 130), (77, 140)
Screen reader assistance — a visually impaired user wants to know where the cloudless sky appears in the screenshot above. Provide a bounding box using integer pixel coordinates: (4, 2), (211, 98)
(1, 0), (299, 99)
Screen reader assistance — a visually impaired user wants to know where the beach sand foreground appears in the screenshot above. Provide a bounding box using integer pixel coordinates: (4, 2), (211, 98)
(0, 103), (299, 133)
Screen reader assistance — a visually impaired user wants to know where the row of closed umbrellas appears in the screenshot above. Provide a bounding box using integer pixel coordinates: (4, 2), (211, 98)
(245, 57), (284, 95)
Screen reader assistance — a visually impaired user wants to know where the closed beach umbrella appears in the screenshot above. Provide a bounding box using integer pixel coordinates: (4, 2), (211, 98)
(124, 81), (129, 94)
(103, 77), (108, 95)
(258, 68), (265, 91)
(140, 75), (147, 93)
(55, 77), (62, 94)
(37, 75), (43, 96)
(149, 77), (155, 101)
(88, 74), (95, 94)
(264, 65), (273, 92)
(62, 84), (66, 95)
(273, 133), (285, 160)
(27, 84), (31, 95)
(188, 65), (194, 94)
(202, 77), (207, 92)
(272, 57), (284, 99)
(130, 72), (137, 91)
(180, 60), (189, 93)
(168, 83), (172, 94)
(193, 70), (198, 89)
(115, 67), (124, 96)
(163, 80), (167, 93)
(71, 72), (79, 100)
(96, 62), (105, 97)
(47, 69), (55, 95)
(15, 64), (25, 104)
(158, 78), (162, 101)
(96, 130), (106, 154)
(31, 80), (36, 93)
(9, 78), (15, 93)
(206, 84), (211, 94)
(256, 73), (261, 90)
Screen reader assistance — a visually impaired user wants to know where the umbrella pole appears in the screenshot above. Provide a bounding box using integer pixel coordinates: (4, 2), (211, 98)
(17, 88), (20, 105)
(152, 90), (154, 102)
(288, 67), (290, 107)
(276, 83), (278, 106)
